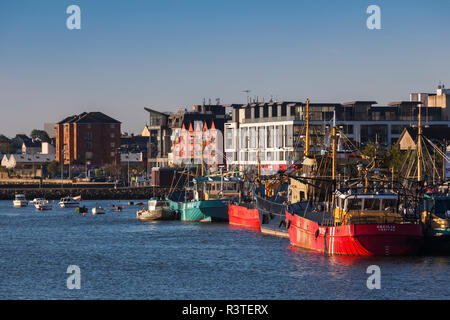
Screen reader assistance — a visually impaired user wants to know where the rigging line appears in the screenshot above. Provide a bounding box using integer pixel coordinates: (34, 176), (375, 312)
(424, 136), (450, 161)
(421, 135), (440, 180)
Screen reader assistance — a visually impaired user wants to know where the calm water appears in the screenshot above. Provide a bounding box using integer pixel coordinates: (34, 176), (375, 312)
(0, 200), (449, 300)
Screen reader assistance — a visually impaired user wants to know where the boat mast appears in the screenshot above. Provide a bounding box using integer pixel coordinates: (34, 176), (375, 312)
(305, 98), (310, 158)
(257, 128), (261, 180)
(417, 103), (423, 182)
(332, 111), (337, 181)
(201, 138), (205, 177)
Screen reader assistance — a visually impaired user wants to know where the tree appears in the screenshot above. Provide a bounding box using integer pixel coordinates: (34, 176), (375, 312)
(47, 160), (59, 178)
(385, 145), (405, 172)
(30, 129), (50, 142)
(363, 142), (385, 160)
(0, 143), (16, 154)
(0, 135), (11, 144)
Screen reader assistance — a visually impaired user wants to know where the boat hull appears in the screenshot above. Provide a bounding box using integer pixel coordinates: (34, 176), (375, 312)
(423, 228), (450, 255)
(286, 211), (423, 256)
(13, 201), (28, 207)
(59, 203), (79, 208)
(228, 204), (260, 230)
(256, 197), (289, 238)
(177, 199), (229, 222)
(137, 208), (175, 221)
(35, 204), (52, 210)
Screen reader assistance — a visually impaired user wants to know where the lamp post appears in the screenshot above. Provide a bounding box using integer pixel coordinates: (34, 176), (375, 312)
(127, 152), (130, 187)
(116, 148), (121, 182)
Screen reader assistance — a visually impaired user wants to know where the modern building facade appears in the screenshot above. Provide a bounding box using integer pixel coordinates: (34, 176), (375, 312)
(144, 108), (171, 168)
(224, 97), (450, 172)
(56, 112), (121, 166)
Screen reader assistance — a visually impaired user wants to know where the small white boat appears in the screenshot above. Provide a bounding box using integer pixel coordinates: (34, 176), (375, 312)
(92, 206), (106, 215)
(34, 199), (52, 210)
(136, 198), (172, 221)
(13, 194), (28, 207)
(59, 197), (80, 208)
(30, 198), (46, 205)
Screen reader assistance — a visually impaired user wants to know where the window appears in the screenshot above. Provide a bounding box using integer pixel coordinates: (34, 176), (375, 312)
(285, 125), (293, 147)
(110, 124), (115, 129)
(267, 126), (274, 148)
(364, 199), (380, 211)
(290, 106), (295, 116)
(382, 199), (397, 212)
(275, 126), (283, 147)
(249, 127), (256, 148)
(272, 106), (277, 117)
(87, 142), (92, 151)
(111, 142), (115, 148)
(225, 128), (234, 149)
(86, 132), (92, 141)
(347, 199), (363, 211)
(111, 133), (115, 138)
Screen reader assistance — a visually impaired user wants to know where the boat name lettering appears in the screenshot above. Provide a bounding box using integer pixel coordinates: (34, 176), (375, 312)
(376, 225), (396, 232)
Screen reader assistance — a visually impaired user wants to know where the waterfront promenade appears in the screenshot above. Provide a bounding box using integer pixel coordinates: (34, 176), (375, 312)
(0, 179), (176, 200)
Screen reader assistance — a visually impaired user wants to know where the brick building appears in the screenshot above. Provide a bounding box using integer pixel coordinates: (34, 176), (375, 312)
(56, 112), (121, 166)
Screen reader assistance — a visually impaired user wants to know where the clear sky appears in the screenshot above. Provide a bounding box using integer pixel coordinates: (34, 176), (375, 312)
(1, 0), (449, 137)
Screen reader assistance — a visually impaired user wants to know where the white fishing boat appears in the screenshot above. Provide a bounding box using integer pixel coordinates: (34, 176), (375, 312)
(34, 199), (52, 210)
(136, 198), (173, 221)
(59, 197), (80, 208)
(13, 194), (28, 207)
(92, 206), (106, 215)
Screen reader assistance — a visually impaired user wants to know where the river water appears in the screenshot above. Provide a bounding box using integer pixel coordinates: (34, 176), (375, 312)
(0, 200), (448, 299)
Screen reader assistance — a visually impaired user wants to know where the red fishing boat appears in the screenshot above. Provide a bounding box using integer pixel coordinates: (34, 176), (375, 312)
(286, 190), (423, 256)
(228, 204), (260, 230)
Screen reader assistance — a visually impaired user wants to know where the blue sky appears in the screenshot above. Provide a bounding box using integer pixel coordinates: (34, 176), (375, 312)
(1, 0), (449, 137)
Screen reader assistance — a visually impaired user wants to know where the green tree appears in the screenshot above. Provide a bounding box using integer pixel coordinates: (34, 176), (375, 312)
(363, 142), (385, 159)
(30, 129), (50, 142)
(385, 145), (405, 172)
(47, 160), (59, 178)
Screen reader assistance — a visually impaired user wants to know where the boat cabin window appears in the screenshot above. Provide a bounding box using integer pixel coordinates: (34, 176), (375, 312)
(363, 199), (381, 211)
(434, 200), (450, 219)
(381, 199), (397, 212)
(346, 198), (363, 211)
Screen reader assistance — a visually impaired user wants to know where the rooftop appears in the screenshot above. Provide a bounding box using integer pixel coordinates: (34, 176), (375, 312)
(58, 112), (121, 124)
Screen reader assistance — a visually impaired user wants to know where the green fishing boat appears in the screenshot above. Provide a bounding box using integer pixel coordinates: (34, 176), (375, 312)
(422, 194), (450, 254)
(169, 175), (242, 222)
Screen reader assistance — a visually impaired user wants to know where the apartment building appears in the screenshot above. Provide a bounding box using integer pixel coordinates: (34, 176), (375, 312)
(56, 112), (121, 166)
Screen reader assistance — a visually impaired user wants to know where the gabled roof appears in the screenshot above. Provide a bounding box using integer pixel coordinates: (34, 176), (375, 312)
(403, 127), (450, 141)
